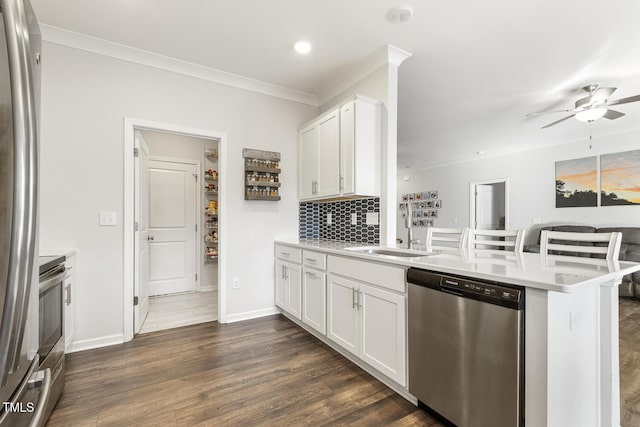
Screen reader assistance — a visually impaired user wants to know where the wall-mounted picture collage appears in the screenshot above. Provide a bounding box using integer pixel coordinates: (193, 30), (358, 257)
(399, 191), (442, 227)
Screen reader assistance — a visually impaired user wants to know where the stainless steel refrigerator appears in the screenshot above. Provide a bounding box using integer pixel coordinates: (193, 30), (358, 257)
(0, 1), (50, 426)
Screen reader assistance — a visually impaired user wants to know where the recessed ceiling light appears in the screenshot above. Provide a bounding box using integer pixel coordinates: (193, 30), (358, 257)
(388, 6), (413, 23)
(294, 40), (312, 55)
(476, 151), (484, 155)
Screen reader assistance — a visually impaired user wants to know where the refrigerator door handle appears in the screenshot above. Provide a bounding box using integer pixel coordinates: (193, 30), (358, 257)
(0, 0), (40, 383)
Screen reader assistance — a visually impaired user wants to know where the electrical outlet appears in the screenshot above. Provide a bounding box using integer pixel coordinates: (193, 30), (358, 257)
(327, 213), (332, 225)
(532, 218), (542, 225)
(99, 211), (117, 226)
(366, 212), (379, 225)
(351, 213), (358, 225)
(232, 277), (240, 289)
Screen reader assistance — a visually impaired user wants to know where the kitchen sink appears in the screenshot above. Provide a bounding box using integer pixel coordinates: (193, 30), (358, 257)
(346, 247), (434, 258)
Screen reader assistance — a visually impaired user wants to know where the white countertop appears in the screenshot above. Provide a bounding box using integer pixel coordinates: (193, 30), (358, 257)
(275, 239), (640, 293)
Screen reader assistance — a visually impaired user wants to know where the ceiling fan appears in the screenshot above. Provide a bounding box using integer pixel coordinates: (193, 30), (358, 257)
(527, 84), (640, 129)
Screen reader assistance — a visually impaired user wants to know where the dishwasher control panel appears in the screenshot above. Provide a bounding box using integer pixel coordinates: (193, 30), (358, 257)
(440, 275), (523, 308)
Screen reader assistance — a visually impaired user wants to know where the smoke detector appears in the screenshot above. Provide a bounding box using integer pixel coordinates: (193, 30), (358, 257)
(388, 6), (413, 23)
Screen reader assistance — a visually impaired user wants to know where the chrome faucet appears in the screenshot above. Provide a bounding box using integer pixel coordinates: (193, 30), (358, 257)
(405, 208), (414, 249)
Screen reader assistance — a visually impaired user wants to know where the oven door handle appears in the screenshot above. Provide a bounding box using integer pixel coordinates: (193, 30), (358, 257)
(39, 268), (67, 293)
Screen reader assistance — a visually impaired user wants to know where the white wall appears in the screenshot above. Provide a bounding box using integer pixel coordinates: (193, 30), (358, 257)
(39, 42), (317, 348)
(319, 66), (389, 112)
(397, 130), (640, 246)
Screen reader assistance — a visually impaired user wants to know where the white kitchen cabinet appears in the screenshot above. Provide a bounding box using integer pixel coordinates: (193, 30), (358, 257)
(274, 256), (302, 320)
(302, 268), (326, 335)
(326, 273), (406, 386)
(63, 252), (75, 352)
(298, 95), (380, 201)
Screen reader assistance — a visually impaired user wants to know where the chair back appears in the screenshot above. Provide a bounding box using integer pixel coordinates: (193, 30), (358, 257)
(426, 227), (468, 251)
(467, 228), (525, 254)
(540, 230), (622, 261)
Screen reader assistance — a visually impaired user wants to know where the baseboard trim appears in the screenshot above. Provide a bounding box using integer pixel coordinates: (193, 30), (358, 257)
(66, 334), (124, 354)
(224, 306), (281, 324)
(198, 285), (216, 292)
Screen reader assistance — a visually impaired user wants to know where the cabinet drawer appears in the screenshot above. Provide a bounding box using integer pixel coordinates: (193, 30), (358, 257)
(328, 255), (405, 293)
(275, 244), (302, 263)
(303, 250), (326, 270)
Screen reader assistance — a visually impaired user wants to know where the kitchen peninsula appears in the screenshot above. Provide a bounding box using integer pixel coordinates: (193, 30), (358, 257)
(275, 239), (640, 427)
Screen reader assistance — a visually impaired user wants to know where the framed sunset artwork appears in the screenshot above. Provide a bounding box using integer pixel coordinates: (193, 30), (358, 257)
(600, 150), (640, 206)
(555, 156), (598, 207)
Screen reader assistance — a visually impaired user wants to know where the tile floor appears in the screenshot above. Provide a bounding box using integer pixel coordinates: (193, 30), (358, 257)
(139, 289), (217, 334)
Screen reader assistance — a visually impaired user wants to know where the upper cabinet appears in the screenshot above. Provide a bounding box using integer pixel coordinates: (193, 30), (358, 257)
(298, 95), (381, 201)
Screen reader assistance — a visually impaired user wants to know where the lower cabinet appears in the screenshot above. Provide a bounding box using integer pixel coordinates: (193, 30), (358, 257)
(275, 259), (302, 320)
(302, 267), (326, 334)
(327, 273), (406, 386)
(63, 253), (75, 352)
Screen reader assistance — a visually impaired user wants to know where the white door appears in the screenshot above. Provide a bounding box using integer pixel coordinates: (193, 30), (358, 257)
(339, 100), (355, 195)
(134, 131), (150, 333)
(148, 159), (198, 296)
(475, 184), (497, 230)
(299, 125), (318, 199)
(275, 259), (287, 309)
(359, 283), (406, 386)
(326, 274), (359, 356)
(317, 112), (341, 197)
(286, 262), (302, 320)
(302, 268), (326, 334)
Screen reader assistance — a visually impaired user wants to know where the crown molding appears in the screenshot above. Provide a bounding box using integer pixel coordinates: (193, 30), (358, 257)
(316, 44), (412, 106)
(40, 24), (319, 106)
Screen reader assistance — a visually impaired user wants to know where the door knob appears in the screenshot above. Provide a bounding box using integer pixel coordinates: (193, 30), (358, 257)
(148, 235), (155, 241)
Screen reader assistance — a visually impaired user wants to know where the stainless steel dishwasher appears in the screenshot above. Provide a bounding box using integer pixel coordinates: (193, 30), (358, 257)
(407, 268), (525, 427)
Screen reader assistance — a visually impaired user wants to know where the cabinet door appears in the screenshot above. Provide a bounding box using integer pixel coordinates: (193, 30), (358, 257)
(275, 259), (287, 310)
(326, 274), (359, 356)
(339, 100), (355, 195)
(302, 268), (326, 335)
(359, 283), (406, 386)
(299, 125), (319, 199)
(286, 262), (302, 320)
(63, 255), (75, 352)
(317, 111), (341, 197)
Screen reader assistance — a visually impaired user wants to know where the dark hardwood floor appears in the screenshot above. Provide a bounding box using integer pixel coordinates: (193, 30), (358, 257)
(47, 299), (640, 426)
(46, 315), (440, 426)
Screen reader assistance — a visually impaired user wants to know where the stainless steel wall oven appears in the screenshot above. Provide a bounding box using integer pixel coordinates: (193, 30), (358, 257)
(37, 256), (66, 422)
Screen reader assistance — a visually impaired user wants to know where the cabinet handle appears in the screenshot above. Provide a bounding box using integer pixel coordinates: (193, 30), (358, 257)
(304, 258), (316, 263)
(306, 271), (318, 279)
(281, 252), (290, 257)
(66, 283), (71, 305)
(339, 175), (344, 191)
(285, 266), (288, 280)
(352, 287), (357, 308)
(357, 290), (363, 310)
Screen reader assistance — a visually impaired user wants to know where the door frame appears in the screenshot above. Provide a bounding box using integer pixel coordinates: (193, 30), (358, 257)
(469, 178), (509, 230)
(148, 155), (201, 295)
(124, 117), (228, 342)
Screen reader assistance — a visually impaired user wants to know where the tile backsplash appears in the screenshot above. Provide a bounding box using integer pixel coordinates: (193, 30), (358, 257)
(299, 198), (380, 244)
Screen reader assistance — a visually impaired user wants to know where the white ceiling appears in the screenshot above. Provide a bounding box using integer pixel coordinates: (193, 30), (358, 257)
(31, 0), (640, 170)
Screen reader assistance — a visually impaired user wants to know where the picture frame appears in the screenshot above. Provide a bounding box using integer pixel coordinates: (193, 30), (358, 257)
(415, 192), (422, 200)
(402, 194), (409, 202)
(426, 200), (434, 208)
(434, 200), (441, 208)
(419, 219), (427, 227)
(429, 191), (438, 199)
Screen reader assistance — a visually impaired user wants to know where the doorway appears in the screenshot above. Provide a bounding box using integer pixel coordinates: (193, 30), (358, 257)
(123, 118), (227, 342)
(470, 179), (509, 230)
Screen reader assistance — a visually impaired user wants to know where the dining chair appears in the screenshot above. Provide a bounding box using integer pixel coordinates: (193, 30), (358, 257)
(540, 230), (622, 262)
(467, 228), (525, 254)
(426, 227), (468, 252)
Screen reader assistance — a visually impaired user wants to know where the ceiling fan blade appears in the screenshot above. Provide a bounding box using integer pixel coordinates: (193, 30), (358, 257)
(526, 109), (572, 117)
(603, 109), (625, 120)
(608, 94), (640, 106)
(541, 114), (575, 129)
(590, 87), (616, 103)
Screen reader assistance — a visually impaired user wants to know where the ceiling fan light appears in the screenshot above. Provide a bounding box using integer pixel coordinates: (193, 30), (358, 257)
(575, 107), (607, 122)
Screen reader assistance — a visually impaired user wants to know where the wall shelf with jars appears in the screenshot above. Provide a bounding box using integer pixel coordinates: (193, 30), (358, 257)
(204, 147), (219, 263)
(243, 148), (281, 201)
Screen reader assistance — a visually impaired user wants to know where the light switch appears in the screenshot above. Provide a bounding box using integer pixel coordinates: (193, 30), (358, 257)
(99, 211), (117, 226)
(366, 212), (379, 225)
(532, 218), (542, 225)
(351, 213), (358, 225)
